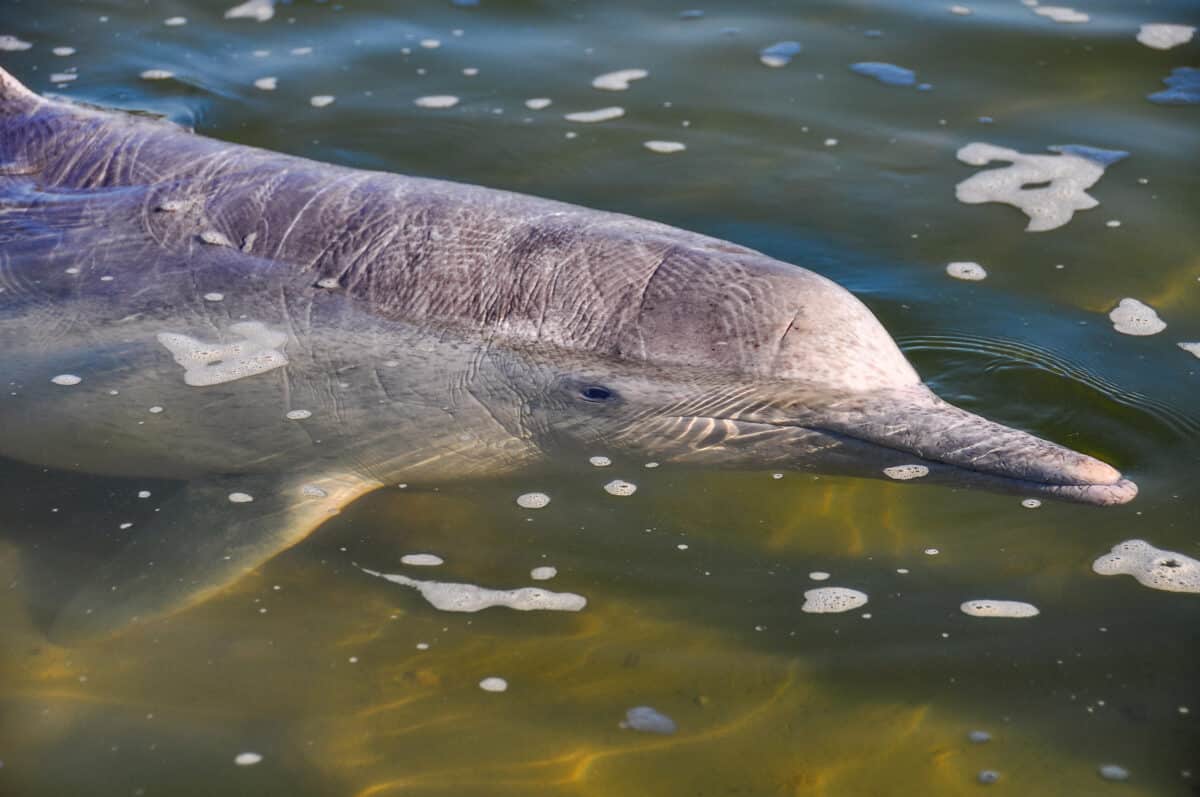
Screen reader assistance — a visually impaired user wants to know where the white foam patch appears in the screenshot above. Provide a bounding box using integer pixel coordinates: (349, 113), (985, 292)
(200, 230), (232, 247)
(50, 73), (77, 84)
(949, 5), (972, 14)
(225, 0), (275, 22)
(516, 492), (550, 509)
(401, 553), (444, 566)
(420, 38), (441, 49)
(285, 409), (312, 420)
(644, 140), (686, 154)
(228, 492), (254, 503)
(1178, 342), (1200, 359)
(254, 76), (277, 90)
(960, 599), (1040, 618)
(310, 95), (335, 108)
(203, 292), (224, 302)
(955, 143), (1124, 232)
(530, 566), (557, 581)
(0, 35), (33, 51)
(50, 374), (82, 386)
(946, 261), (987, 280)
(234, 752), (263, 766)
(525, 97), (552, 110)
(604, 479), (637, 496)
(589, 456), (612, 467)
(140, 69), (174, 80)
(1033, 6), (1088, 23)
(565, 107), (625, 123)
(1109, 298), (1166, 336)
(809, 571), (831, 581)
(157, 321), (288, 387)
(414, 95), (459, 109)
(591, 68), (648, 91)
(479, 677), (507, 692)
(1099, 764), (1130, 782)
(1138, 24), (1196, 49)
(1092, 539), (1200, 593)
(883, 464), (929, 480)
(53, 46), (76, 56)
(361, 568), (587, 612)
(801, 587), (869, 614)
(164, 16), (187, 26)
(1022, 498), (1042, 508)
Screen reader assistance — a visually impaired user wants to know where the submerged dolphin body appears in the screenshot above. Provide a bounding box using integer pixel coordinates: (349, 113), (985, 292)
(0, 67), (1135, 638)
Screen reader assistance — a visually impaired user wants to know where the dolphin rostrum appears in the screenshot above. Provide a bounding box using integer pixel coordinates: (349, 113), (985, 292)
(0, 67), (1136, 638)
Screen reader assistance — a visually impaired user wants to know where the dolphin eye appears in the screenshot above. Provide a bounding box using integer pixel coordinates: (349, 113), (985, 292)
(579, 385), (615, 402)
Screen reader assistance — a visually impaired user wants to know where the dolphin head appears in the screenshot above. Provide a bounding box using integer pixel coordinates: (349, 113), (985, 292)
(512, 241), (1136, 505)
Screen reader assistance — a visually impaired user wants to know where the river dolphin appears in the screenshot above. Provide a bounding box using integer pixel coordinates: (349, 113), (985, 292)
(0, 66), (1135, 639)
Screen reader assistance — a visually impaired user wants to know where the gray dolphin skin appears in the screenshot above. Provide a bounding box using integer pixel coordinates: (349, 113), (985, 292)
(0, 67), (1136, 639)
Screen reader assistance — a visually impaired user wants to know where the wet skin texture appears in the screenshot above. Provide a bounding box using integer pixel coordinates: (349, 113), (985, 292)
(0, 67), (1134, 639)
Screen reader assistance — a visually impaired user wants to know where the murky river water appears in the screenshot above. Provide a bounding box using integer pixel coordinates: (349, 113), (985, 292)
(1, 0), (1198, 794)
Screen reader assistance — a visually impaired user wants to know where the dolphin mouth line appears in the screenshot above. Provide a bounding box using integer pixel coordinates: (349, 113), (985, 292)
(696, 416), (1137, 505)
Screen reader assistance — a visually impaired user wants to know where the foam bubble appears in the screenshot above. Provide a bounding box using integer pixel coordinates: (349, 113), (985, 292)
(254, 76), (277, 90)
(164, 16), (188, 26)
(1098, 764), (1130, 782)
(883, 464), (929, 480)
(801, 587), (869, 614)
(589, 456), (612, 467)
(592, 68), (648, 91)
(228, 492), (254, 503)
(234, 752), (263, 766)
(565, 107), (625, 123)
(530, 566), (557, 581)
(1148, 67), (1200, 105)
(603, 479), (637, 496)
(525, 97), (552, 109)
(759, 41), (802, 68)
(644, 140), (686, 154)
(291, 47), (313, 55)
(414, 95), (460, 109)
(148, 405), (164, 414)
(960, 599), (1040, 618)
(0, 35), (33, 51)
(516, 492), (550, 509)
(968, 730), (992, 743)
(946, 261), (987, 281)
(823, 138), (838, 147)
(1033, 6), (1088, 23)
(621, 706), (677, 734)
(285, 409), (312, 420)
(137, 491), (152, 499)
(1092, 539), (1200, 593)
(50, 374), (82, 386)
(401, 553), (444, 566)
(362, 568), (587, 612)
(157, 321), (289, 387)
(955, 142), (1125, 232)
(50, 73), (77, 84)
(1178, 342), (1200, 359)
(479, 677), (507, 692)
(420, 38), (441, 49)
(52, 46), (76, 56)
(1022, 498), (1042, 508)
(1109, 298), (1166, 336)
(225, 0), (275, 22)
(310, 95), (335, 108)
(949, 4), (972, 14)
(978, 770), (1001, 785)
(1137, 23), (1194, 49)
(850, 62), (916, 87)
(203, 292), (225, 302)
(808, 571), (831, 581)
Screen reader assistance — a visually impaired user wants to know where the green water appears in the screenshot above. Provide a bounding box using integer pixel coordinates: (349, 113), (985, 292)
(1, 0), (1198, 794)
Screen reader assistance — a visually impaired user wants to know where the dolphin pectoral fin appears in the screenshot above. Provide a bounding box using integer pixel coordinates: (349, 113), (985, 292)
(49, 471), (382, 644)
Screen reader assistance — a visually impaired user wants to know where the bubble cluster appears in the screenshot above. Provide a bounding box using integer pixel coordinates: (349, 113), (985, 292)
(516, 492), (550, 509)
(955, 143), (1126, 232)
(1108, 298), (1166, 336)
(588, 455), (612, 467)
(946, 261), (987, 281)
(157, 321), (289, 387)
(960, 600), (1040, 618)
(1092, 539), (1200, 593)
(603, 479), (637, 496)
(883, 464), (929, 480)
(479, 677), (508, 692)
(801, 587), (869, 614)
(1137, 24), (1195, 50)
